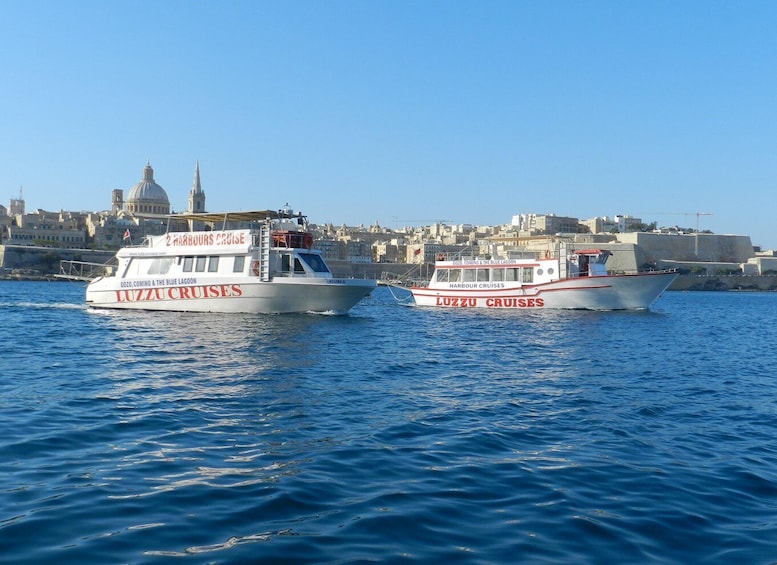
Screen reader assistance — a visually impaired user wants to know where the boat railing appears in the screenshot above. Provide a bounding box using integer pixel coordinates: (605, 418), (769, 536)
(574, 267), (678, 277)
(434, 250), (480, 262)
(55, 259), (117, 282)
(436, 249), (547, 262)
(272, 230), (314, 249)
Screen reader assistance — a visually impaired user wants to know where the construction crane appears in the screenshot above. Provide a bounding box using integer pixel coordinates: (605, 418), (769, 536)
(692, 212), (713, 233)
(637, 212), (713, 233)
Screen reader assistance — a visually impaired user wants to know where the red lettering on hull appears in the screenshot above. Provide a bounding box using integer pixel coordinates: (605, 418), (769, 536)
(485, 297), (544, 308)
(113, 284), (243, 304)
(435, 296), (477, 307)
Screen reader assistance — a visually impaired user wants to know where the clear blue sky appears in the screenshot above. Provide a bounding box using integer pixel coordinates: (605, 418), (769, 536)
(2, 1), (775, 247)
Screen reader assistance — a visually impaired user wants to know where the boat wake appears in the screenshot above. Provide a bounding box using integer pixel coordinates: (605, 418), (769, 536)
(308, 309), (349, 316)
(1, 301), (87, 310)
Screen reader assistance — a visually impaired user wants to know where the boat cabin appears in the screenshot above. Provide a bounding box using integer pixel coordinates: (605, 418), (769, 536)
(567, 249), (611, 277)
(112, 209), (333, 283)
(429, 248), (614, 288)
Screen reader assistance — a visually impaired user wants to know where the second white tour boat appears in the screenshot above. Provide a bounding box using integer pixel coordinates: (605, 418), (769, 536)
(410, 246), (677, 311)
(83, 208), (376, 314)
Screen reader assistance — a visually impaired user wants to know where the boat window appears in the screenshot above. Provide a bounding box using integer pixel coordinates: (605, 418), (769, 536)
(233, 256), (245, 273)
(294, 258), (306, 273)
(208, 257), (219, 272)
(147, 257), (174, 275)
(505, 268), (518, 282)
(522, 268), (533, 283)
(123, 258), (140, 278)
(449, 269), (461, 282)
(195, 257), (207, 272)
(477, 269), (489, 282)
(492, 268), (504, 282)
(183, 256), (194, 272)
(436, 269), (449, 283)
(547, 267), (554, 275)
(537, 268), (544, 276)
(462, 269), (476, 282)
(281, 254), (291, 273)
(298, 252), (330, 273)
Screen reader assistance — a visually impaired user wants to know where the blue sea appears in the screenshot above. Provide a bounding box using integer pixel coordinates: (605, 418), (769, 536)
(2, 281), (777, 564)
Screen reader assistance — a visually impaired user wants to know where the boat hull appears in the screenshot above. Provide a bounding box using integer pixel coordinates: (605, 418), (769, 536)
(86, 276), (376, 314)
(410, 271), (678, 311)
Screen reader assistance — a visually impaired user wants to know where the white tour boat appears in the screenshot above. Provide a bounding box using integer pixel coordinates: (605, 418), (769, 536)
(83, 208), (376, 314)
(410, 247), (677, 311)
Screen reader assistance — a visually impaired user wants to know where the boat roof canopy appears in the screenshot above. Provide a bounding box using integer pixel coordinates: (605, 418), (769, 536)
(168, 210), (306, 224)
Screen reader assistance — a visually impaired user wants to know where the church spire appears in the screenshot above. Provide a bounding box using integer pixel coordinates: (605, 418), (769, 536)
(187, 161), (206, 212)
(191, 161), (203, 194)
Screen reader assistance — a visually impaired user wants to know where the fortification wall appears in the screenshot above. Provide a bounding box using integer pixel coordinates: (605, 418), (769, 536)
(0, 245), (115, 274)
(616, 232), (754, 263)
(670, 275), (777, 291)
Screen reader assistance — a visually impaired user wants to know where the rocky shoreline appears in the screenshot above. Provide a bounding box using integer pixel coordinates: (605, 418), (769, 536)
(0, 272), (68, 282)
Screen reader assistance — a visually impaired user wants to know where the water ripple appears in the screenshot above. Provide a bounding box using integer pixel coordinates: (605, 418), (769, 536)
(2, 284), (777, 562)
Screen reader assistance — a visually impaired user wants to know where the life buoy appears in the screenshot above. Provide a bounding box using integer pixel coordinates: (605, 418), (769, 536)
(303, 233), (314, 249)
(251, 260), (261, 276)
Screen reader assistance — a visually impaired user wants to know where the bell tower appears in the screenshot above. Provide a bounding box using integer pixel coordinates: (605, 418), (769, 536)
(9, 186), (25, 216)
(111, 189), (124, 214)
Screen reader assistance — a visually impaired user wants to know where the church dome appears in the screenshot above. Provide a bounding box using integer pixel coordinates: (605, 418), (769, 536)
(125, 161), (170, 216)
(127, 161), (169, 203)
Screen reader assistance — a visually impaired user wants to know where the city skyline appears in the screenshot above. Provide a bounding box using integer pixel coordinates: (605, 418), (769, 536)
(0, 174), (735, 241)
(2, 1), (775, 247)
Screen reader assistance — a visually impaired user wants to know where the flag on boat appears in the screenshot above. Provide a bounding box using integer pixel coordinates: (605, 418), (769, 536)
(123, 229), (131, 240)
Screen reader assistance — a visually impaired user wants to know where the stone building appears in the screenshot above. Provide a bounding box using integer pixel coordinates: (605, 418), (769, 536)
(5, 207), (87, 248)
